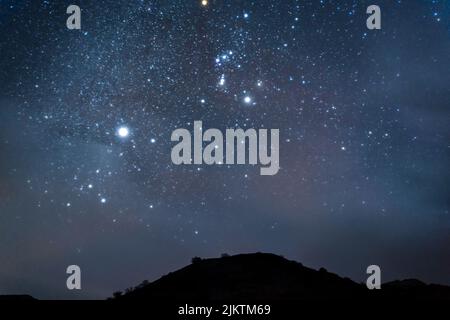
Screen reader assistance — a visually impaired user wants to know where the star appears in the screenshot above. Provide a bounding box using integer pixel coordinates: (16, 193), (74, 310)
(219, 74), (226, 86)
(117, 126), (130, 138)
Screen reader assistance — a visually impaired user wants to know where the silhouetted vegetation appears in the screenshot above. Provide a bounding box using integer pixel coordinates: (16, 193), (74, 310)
(191, 256), (202, 264)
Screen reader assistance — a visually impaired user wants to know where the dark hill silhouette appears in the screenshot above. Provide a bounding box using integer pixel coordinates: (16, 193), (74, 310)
(114, 253), (450, 301)
(2, 253), (449, 301)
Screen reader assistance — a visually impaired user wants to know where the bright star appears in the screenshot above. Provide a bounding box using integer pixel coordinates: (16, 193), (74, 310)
(117, 126), (130, 138)
(244, 96), (252, 104)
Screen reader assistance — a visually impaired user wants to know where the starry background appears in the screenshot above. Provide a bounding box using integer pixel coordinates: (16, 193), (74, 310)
(0, 0), (449, 299)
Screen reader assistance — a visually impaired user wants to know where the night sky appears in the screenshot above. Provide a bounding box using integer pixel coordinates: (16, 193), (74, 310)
(0, 0), (449, 299)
